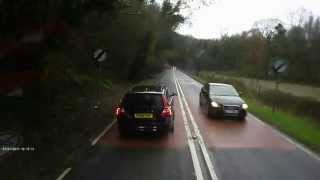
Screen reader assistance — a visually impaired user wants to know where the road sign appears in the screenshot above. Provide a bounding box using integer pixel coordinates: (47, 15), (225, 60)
(273, 59), (288, 73)
(269, 57), (288, 75)
(93, 49), (107, 62)
(0, 132), (22, 158)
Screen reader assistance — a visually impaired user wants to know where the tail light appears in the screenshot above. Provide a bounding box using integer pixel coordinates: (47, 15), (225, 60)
(161, 106), (172, 118)
(161, 95), (172, 118)
(115, 107), (125, 118)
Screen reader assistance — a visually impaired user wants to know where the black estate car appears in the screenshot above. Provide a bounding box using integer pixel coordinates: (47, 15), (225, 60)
(115, 85), (176, 135)
(199, 83), (248, 120)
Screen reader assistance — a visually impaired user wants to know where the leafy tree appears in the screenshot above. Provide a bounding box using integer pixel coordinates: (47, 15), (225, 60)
(172, 14), (320, 84)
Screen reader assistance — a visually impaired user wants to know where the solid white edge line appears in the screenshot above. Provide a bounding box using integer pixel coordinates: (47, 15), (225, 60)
(91, 119), (116, 146)
(56, 167), (72, 180)
(173, 67), (204, 180)
(248, 113), (320, 161)
(178, 69), (320, 162)
(176, 71), (219, 180)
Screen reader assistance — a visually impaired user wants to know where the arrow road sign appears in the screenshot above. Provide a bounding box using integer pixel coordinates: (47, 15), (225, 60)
(273, 60), (288, 73)
(269, 57), (288, 75)
(94, 49), (107, 62)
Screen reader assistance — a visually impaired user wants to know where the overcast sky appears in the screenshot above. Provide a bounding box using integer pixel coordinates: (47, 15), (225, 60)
(175, 0), (320, 39)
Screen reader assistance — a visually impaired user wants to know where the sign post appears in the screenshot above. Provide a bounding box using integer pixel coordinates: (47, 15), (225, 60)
(93, 49), (107, 109)
(269, 57), (288, 112)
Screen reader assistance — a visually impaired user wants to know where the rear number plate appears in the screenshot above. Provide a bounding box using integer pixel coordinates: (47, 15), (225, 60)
(134, 113), (153, 119)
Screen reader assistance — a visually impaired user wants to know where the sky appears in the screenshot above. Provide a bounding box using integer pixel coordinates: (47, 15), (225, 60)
(174, 0), (320, 39)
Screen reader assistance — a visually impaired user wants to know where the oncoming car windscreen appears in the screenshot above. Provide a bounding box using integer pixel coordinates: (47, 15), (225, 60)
(210, 85), (239, 97)
(122, 93), (164, 112)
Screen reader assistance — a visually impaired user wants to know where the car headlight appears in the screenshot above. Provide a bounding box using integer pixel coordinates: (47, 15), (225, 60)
(211, 101), (220, 108)
(242, 103), (248, 109)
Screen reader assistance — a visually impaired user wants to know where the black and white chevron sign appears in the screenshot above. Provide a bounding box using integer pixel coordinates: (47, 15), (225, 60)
(269, 57), (288, 76)
(272, 59), (288, 73)
(94, 49), (107, 62)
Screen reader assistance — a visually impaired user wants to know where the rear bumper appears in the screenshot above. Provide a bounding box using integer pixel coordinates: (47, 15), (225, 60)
(118, 118), (172, 133)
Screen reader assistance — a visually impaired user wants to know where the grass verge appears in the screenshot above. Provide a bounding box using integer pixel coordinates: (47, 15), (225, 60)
(245, 98), (320, 153)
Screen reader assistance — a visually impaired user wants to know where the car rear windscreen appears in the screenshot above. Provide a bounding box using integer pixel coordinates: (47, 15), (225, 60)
(123, 93), (163, 112)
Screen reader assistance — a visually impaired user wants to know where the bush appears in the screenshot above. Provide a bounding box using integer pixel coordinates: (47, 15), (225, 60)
(257, 90), (320, 122)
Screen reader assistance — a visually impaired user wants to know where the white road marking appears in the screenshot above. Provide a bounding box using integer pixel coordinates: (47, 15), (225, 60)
(56, 167), (72, 180)
(91, 119), (116, 146)
(173, 68), (204, 180)
(248, 113), (320, 161)
(175, 71), (219, 180)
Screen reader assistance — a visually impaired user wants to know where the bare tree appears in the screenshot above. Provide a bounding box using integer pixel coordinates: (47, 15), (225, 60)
(287, 8), (313, 27)
(252, 18), (284, 39)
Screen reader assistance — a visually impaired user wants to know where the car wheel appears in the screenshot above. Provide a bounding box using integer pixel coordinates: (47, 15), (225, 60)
(207, 104), (212, 118)
(118, 126), (128, 137)
(169, 121), (174, 133)
(238, 116), (246, 121)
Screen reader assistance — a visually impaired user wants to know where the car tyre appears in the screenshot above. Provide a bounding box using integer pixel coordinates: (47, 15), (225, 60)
(238, 116), (246, 121)
(170, 124), (174, 133)
(169, 121), (174, 133)
(118, 126), (128, 137)
(207, 104), (212, 118)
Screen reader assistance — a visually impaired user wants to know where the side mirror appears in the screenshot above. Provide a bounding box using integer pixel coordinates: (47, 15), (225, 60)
(238, 91), (243, 96)
(201, 88), (207, 94)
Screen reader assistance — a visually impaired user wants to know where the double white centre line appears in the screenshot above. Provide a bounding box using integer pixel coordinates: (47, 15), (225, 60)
(173, 67), (218, 180)
(173, 68), (205, 180)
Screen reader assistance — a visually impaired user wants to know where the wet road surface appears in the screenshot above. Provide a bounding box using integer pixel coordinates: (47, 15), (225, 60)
(66, 68), (320, 180)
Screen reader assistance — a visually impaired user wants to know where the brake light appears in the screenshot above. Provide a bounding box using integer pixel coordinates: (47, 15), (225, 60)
(115, 107), (125, 118)
(161, 106), (172, 118)
(161, 95), (172, 118)
(161, 95), (169, 106)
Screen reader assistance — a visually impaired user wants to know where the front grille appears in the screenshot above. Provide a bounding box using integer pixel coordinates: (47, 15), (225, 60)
(223, 105), (240, 110)
(223, 105), (240, 116)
